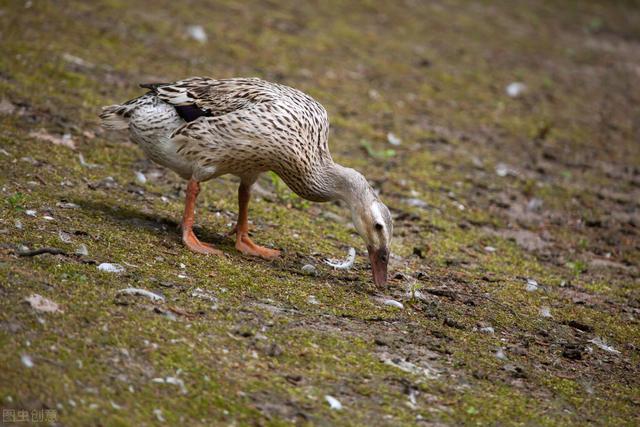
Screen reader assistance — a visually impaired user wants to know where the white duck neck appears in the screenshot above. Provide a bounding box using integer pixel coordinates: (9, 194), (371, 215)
(278, 162), (371, 205)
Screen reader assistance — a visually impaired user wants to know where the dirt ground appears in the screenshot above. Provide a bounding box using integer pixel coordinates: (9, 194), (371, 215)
(1, 0), (639, 425)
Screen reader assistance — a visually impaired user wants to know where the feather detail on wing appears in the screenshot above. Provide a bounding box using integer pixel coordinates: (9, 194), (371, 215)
(141, 77), (277, 118)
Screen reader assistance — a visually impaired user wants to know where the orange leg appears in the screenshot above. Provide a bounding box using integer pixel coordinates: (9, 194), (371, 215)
(182, 178), (222, 256)
(234, 182), (280, 260)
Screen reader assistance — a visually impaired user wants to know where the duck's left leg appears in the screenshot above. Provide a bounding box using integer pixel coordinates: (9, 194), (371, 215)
(234, 178), (280, 260)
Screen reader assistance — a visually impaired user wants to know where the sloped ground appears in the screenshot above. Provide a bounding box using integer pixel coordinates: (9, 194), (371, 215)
(1, 0), (639, 425)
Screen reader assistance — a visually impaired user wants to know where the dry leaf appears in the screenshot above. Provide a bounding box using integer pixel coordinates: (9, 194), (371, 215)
(29, 130), (76, 149)
(25, 294), (63, 313)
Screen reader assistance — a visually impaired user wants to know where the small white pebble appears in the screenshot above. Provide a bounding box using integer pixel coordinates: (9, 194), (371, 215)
(407, 289), (426, 300)
(153, 408), (165, 422)
(383, 299), (404, 309)
(387, 132), (402, 146)
(117, 288), (164, 302)
(495, 163), (510, 177)
(135, 171), (147, 184)
(527, 198), (543, 212)
(539, 306), (552, 318)
(98, 263), (124, 273)
(25, 209), (37, 217)
(21, 354), (34, 368)
(58, 231), (72, 243)
(506, 82), (526, 97)
(186, 25), (207, 43)
(407, 388), (418, 409)
(307, 295), (319, 305)
(42, 215), (55, 221)
(165, 376), (187, 394)
(480, 326), (495, 334)
(403, 198), (428, 209)
(75, 244), (89, 256)
(57, 202), (79, 209)
(495, 348), (507, 360)
(14, 220), (23, 229)
(325, 395), (342, 410)
(526, 279), (539, 292)
(484, 246), (496, 253)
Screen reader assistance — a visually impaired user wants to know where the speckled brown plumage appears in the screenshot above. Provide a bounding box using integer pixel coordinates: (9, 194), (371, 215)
(100, 77), (393, 284)
(103, 77), (334, 199)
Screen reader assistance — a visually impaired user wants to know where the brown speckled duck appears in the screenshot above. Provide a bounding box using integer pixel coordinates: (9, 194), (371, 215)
(100, 77), (393, 285)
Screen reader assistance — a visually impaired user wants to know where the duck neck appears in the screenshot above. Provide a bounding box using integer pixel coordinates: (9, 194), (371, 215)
(325, 163), (371, 204)
(284, 162), (370, 206)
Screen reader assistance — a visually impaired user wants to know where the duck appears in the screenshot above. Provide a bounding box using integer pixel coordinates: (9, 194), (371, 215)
(100, 77), (393, 285)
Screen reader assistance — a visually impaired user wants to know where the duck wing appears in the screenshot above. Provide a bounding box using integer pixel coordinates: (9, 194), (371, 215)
(141, 77), (278, 122)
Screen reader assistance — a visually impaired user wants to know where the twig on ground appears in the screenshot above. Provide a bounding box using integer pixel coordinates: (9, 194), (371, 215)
(17, 247), (68, 257)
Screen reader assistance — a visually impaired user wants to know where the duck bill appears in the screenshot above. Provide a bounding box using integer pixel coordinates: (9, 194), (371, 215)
(368, 246), (389, 286)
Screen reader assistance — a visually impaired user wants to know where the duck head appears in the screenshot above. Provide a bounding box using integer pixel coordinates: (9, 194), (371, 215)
(351, 196), (393, 286)
(332, 166), (393, 285)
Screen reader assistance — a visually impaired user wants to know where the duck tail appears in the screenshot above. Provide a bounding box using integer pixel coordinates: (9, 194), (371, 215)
(99, 104), (131, 130)
(100, 91), (153, 130)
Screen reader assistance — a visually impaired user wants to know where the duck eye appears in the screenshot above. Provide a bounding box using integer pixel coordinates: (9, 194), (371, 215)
(374, 223), (383, 231)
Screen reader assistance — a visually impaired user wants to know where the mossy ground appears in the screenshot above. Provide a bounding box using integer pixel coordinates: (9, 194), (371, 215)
(1, 0), (639, 425)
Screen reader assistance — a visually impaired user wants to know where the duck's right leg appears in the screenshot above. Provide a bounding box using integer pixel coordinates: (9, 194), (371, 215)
(181, 178), (223, 256)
